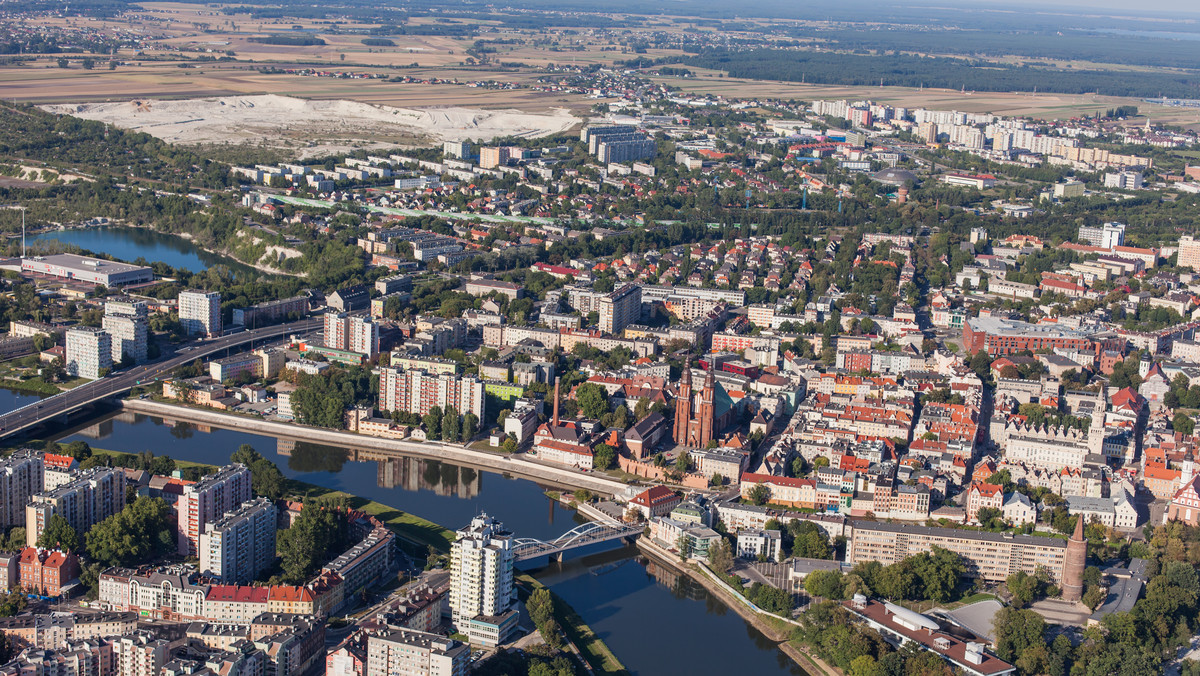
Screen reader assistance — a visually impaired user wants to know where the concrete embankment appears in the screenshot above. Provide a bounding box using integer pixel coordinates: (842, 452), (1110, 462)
(635, 537), (840, 676)
(120, 399), (632, 497)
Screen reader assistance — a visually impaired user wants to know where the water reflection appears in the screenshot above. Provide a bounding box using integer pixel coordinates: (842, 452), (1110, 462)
(29, 226), (258, 276)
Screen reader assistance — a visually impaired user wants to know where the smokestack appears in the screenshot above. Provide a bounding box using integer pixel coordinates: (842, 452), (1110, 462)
(552, 376), (560, 426)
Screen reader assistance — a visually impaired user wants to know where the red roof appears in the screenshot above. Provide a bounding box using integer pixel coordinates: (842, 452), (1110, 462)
(43, 453), (75, 469)
(206, 585), (269, 603)
(970, 482), (1003, 498)
(632, 485), (680, 507)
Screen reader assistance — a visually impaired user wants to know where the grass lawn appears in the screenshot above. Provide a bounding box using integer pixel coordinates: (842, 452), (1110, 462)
(516, 573), (629, 676)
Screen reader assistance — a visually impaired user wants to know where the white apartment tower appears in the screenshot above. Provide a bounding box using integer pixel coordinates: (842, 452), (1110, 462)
(199, 497), (278, 583)
(599, 284), (642, 335)
(0, 450), (44, 529)
(116, 632), (170, 676)
(177, 464), (253, 556)
(65, 327), (112, 380)
(179, 290), (222, 337)
(324, 311), (349, 351)
(449, 513), (517, 646)
(102, 297), (148, 364)
(26, 467), (126, 547)
(347, 316), (380, 358)
(379, 368), (486, 420)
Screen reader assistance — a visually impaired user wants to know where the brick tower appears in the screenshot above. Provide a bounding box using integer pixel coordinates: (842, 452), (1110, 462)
(673, 366), (693, 445)
(697, 367), (716, 447)
(1061, 514), (1087, 603)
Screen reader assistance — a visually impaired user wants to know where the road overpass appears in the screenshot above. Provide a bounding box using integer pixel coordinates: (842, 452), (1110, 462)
(0, 317), (321, 441)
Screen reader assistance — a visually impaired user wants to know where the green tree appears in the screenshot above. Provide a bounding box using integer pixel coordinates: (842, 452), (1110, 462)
(993, 606), (1047, 666)
(707, 538), (734, 575)
(36, 514), (80, 552)
(276, 501), (347, 584)
(593, 443), (616, 470)
(575, 383), (609, 419)
(423, 405), (443, 440)
(231, 445), (284, 500)
(442, 405), (462, 443)
(805, 569), (846, 599)
(462, 413), (479, 441)
(86, 497), (174, 568)
(747, 483), (770, 506)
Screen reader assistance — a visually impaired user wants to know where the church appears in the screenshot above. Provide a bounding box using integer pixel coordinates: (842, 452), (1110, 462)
(673, 367), (737, 448)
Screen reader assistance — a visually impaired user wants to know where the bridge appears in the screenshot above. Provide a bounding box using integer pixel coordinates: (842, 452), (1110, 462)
(0, 317), (322, 441)
(513, 520), (642, 564)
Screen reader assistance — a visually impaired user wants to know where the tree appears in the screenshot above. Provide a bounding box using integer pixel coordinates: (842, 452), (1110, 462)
(993, 606), (1047, 666)
(575, 383), (609, 419)
(710, 472), (725, 487)
(277, 501), (347, 584)
(747, 483), (770, 506)
(805, 569), (845, 599)
(2, 528), (25, 552)
(36, 514), (79, 552)
(707, 538), (734, 575)
(230, 445), (284, 500)
(976, 506), (1005, 529)
(442, 405), (462, 443)
(593, 443), (616, 470)
(462, 413), (479, 441)
(423, 405), (443, 440)
(86, 497), (174, 568)
(1007, 571), (1042, 607)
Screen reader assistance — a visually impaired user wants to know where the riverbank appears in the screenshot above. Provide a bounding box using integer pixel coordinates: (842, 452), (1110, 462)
(121, 398), (634, 498)
(517, 573), (629, 676)
(635, 537), (841, 676)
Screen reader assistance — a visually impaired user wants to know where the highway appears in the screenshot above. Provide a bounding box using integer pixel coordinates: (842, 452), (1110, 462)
(0, 317), (322, 441)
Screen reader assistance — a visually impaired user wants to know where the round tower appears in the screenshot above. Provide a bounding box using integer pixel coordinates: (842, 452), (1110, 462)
(1061, 514), (1087, 603)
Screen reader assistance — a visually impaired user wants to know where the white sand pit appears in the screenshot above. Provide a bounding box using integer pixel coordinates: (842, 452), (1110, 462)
(42, 94), (579, 157)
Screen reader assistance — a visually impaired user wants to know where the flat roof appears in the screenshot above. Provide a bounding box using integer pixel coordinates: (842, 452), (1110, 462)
(850, 519), (1067, 549)
(22, 253), (151, 275)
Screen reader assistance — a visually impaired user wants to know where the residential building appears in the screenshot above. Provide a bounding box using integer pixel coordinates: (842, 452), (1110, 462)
(200, 497), (278, 583)
(26, 467), (125, 547)
(116, 631), (170, 676)
(737, 529), (783, 562)
(366, 629), (469, 676)
(0, 450), (43, 529)
(179, 290), (222, 338)
(177, 464), (253, 556)
(599, 284), (642, 335)
(965, 482), (1004, 523)
(629, 486), (682, 520)
(1077, 221), (1126, 249)
(379, 368), (486, 420)
(65, 327), (112, 380)
(449, 514), (518, 647)
(102, 298), (148, 365)
(847, 518), (1086, 587)
(1179, 235), (1200, 271)
(17, 547), (80, 596)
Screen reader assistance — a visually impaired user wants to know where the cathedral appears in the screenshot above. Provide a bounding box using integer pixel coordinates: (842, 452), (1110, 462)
(673, 367), (736, 448)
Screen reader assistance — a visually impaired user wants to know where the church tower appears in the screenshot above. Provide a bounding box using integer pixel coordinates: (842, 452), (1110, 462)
(698, 367), (716, 448)
(1062, 515), (1087, 603)
(1087, 385), (1107, 457)
(673, 366), (693, 445)
(1182, 449), (1196, 488)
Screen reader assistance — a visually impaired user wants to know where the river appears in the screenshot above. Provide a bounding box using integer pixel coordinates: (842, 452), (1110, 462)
(53, 411), (806, 676)
(0, 388), (45, 414)
(28, 226), (259, 276)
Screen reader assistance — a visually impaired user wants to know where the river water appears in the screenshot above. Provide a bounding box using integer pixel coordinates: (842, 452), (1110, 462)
(0, 388), (45, 414)
(53, 411), (806, 676)
(28, 226), (259, 276)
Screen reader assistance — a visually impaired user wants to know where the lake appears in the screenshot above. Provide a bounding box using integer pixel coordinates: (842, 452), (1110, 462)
(29, 226), (259, 276)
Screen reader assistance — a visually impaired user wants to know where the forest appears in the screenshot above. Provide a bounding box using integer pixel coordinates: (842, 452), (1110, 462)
(682, 50), (1200, 99)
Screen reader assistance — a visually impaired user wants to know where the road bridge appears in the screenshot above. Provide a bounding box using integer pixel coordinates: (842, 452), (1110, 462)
(0, 317), (321, 441)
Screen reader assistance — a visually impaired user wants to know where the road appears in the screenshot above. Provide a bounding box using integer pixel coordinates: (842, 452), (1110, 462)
(0, 316), (322, 441)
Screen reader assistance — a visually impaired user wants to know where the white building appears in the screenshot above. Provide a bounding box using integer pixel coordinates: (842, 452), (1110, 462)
(65, 327), (112, 380)
(366, 629), (470, 675)
(116, 632), (169, 676)
(1077, 221), (1126, 250)
(737, 528), (783, 562)
(0, 450), (44, 529)
(347, 316), (380, 358)
(379, 368), (486, 420)
(449, 513), (518, 647)
(101, 314), (147, 365)
(179, 290), (222, 338)
(199, 497), (277, 584)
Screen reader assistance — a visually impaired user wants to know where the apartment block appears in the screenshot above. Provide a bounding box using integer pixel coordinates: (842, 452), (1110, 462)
(200, 497), (278, 584)
(26, 467), (126, 547)
(65, 327), (112, 380)
(599, 284), (642, 335)
(177, 464), (253, 556)
(449, 514), (518, 647)
(116, 631), (170, 676)
(179, 290), (222, 338)
(367, 629), (469, 676)
(0, 450), (43, 530)
(379, 368), (486, 420)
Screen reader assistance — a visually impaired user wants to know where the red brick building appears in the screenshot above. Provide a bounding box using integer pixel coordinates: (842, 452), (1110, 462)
(18, 547), (80, 596)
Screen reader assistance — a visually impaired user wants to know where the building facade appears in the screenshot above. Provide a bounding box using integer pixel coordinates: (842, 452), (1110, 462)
(200, 497), (278, 584)
(449, 514), (517, 647)
(65, 328), (112, 380)
(177, 464), (253, 556)
(179, 290), (223, 338)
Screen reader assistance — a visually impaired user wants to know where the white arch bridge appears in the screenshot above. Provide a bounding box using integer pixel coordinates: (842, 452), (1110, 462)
(513, 521), (642, 563)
